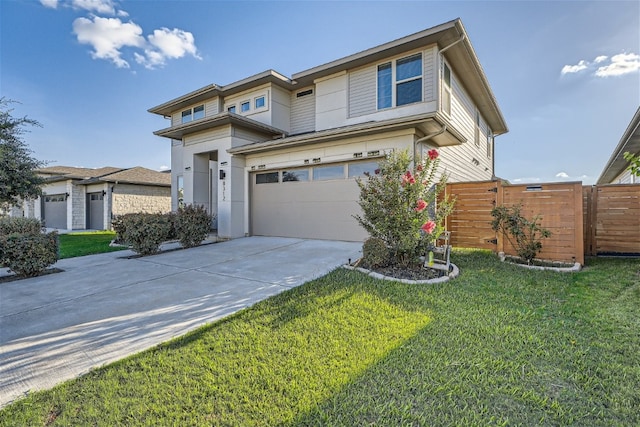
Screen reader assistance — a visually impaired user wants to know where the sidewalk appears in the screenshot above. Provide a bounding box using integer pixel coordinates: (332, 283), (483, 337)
(0, 236), (361, 408)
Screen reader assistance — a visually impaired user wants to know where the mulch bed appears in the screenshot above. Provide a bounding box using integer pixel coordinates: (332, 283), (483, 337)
(364, 263), (447, 281)
(0, 268), (64, 284)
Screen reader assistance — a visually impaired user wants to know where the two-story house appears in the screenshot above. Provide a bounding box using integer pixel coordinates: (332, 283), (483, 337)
(149, 18), (508, 241)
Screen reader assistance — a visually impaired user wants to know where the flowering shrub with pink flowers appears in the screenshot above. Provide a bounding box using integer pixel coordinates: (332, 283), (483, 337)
(354, 148), (455, 267)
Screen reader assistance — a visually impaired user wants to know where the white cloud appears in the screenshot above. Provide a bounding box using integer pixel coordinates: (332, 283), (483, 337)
(595, 53), (640, 77)
(555, 172), (570, 179)
(72, 0), (116, 15)
(72, 16), (145, 68)
(561, 60), (588, 75)
(135, 27), (201, 69)
(562, 53), (640, 78)
(159, 165), (169, 171)
(512, 177), (542, 184)
(40, 0), (59, 8)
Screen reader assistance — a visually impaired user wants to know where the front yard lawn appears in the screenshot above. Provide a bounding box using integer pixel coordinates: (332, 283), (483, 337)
(1, 250), (638, 426)
(58, 231), (127, 259)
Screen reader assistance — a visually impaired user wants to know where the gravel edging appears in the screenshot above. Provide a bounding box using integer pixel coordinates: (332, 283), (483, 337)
(498, 252), (581, 272)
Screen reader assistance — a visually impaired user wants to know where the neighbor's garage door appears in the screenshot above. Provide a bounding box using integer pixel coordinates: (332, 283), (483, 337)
(43, 194), (67, 229)
(250, 162), (376, 241)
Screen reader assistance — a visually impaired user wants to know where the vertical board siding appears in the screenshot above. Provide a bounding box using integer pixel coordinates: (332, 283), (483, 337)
(348, 66), (376, 118)
(586, 184), (640, 255)
(290, 87), (315, 135)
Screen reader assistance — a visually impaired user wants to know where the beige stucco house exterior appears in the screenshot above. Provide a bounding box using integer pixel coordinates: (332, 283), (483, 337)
(149, 18), (508, 241)
(14, 166), (171, 230)
(597, 106), (640, 184)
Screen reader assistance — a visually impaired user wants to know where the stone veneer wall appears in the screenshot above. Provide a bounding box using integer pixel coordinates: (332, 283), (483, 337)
(71, 181), (86, 229)
(111, 184), (171, 217)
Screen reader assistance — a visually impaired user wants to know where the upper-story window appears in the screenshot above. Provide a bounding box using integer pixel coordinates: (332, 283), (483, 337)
(241, 101), (250, 113)
(255, 96), (265, 109)
(377, 53), (422, 110)
(442, 62), (452, 116)
(181, 104), (205, 124)
(227, 105), (236, 113)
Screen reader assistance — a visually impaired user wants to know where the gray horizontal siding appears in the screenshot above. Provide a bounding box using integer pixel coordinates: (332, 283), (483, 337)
(348, 65), (376, 118)
(290, 87), (315, 134)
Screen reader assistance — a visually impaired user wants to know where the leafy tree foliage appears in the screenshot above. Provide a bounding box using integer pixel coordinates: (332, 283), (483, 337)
(623, 151), (640, 177)
(0, 98), (45, 207)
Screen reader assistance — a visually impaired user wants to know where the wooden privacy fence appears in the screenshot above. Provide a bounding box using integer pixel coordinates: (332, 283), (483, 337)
(444, 181), (585, 265)
(583, 184), (640, 256)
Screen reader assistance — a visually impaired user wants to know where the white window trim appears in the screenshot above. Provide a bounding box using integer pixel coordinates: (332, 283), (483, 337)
(442, 61), (452, 116)
(181, 104), (205, 124)
(226, 104), (237, 113)
(377, 52), (423, 110)
(240, 100), (251, 113)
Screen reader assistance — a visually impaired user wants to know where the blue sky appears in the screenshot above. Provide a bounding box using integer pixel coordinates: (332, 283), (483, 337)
(1, 0), (638, 184)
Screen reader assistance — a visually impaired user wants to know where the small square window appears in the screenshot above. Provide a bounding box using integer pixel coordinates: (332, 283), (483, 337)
(314, 165), (345, 181)
(193, 105), (205, 120)
(241, 101), (250, 112)
(283, 169), (309, 182)
(348, 161), (379, 178)
(181, 109), (192, 124)
(255, 96), (265, 109)
(227, 105), (236, 113)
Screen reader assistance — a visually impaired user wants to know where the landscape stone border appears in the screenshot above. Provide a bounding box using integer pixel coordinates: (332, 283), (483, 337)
(498, 252), (581, 272)
(343, 262), (459, 284)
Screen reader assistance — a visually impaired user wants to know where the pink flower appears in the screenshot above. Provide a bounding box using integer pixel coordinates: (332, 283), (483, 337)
(414, 199), (427, 212)
(428, 149), (439, 160)
(401, 171), (416, 186)
(416, 164), (423, 172)
(421, 220), (436, 234)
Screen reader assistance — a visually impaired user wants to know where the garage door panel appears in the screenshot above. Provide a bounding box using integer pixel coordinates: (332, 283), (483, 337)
(251, 177), (367, 241)
(43, 194), (67, 229)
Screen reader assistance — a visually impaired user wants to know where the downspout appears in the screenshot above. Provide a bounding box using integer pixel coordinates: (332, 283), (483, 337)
(414, 124), (447, 161)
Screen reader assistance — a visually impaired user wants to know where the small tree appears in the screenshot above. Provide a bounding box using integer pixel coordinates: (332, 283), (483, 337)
(623, 152), (640, 177)
(491, 204), (551, 264)
(354, 148), (454, 267)
(0, 98), (45, 209)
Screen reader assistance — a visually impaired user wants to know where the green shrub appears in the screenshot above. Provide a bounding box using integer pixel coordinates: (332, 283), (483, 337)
(0, 217), (43, 236)
(175, 204), (212, 248)
(361, 237), (390, 268)
(491, 204), (552, 264)
(115, 213), (173, 256)
(0, 231), (58, 277)
(354, 148), (455, 267)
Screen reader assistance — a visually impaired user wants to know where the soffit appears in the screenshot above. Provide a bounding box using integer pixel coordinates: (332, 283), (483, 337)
(597, 107), (640, 184)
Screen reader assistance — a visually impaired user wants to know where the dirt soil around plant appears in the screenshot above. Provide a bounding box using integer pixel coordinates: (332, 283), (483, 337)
(363, 263), (447, 281)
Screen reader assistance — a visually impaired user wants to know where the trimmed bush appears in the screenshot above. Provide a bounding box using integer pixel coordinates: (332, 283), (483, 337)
(0, 217), (44, 236)
(175, 204), (212, 248)
(0, 231), (58, 277)
(361, 237), (390, 269)
(115, 213), (173, 256)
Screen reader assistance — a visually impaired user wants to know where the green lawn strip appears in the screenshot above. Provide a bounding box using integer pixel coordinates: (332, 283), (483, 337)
(1, 251), (638, 426)
(57, 231), (127, 259)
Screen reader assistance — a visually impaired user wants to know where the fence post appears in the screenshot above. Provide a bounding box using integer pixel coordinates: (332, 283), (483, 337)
(573, 182), (585, 265)
(496, 180), (504, 254)
(590, 185), (598, 256)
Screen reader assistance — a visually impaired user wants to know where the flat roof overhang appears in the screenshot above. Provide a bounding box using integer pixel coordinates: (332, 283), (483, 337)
(153, 112), (286, 140)
(228, 113), (466, 155)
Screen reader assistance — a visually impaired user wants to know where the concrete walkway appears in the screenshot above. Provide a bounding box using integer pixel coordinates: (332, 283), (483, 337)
(0, 236), (361, 409)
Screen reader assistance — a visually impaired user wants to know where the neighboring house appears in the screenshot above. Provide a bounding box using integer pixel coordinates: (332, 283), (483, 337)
(13, 166), (171, 230)
(149, 18), (508, 241)
(597, 106), (640, 184)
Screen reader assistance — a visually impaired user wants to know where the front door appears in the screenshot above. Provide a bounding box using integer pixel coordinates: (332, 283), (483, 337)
(87, 192), (104, 229)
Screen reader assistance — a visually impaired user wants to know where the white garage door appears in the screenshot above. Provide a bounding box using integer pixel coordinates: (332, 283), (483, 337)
(43, 194), (67, 229)
(250, 161), (379, 241)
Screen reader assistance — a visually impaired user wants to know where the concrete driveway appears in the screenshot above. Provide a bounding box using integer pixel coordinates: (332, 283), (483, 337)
(0, 236), (361, 408)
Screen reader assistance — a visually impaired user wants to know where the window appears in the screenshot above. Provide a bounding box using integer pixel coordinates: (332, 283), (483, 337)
(442, 62), (452, 116)
(348, 161), (379, 178)
(283, 169), (309, 182)
(227, 105), (236, 113)
(313, 165), (344, 181)
(256, 172), (279, 184)
(181, 104), (205, 123)
(255, 96), (265, 109)
(241, 101), (250, 113)
(377, 53), (422, 110)
(90, 193), (103, 201)
(193, 105), (204, 120)
(475, 111), (481, 146)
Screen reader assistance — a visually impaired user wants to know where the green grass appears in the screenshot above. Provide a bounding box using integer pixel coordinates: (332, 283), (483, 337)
(57, 231), (127, 259)
(1, 250), (638, 426)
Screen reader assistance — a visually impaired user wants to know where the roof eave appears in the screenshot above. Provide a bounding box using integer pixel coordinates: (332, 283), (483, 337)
(153, 112), (286, 140)
(597, 106), (640, 184)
